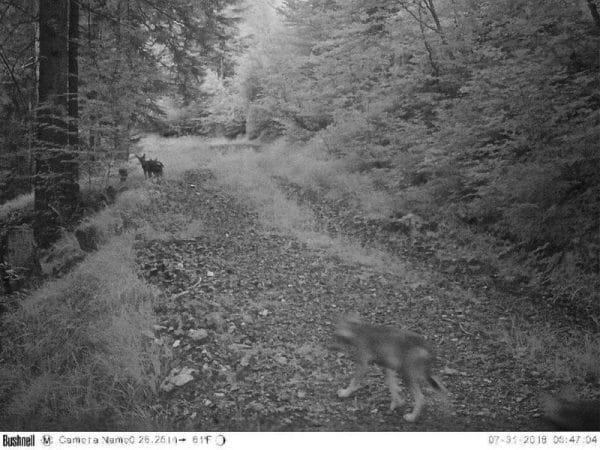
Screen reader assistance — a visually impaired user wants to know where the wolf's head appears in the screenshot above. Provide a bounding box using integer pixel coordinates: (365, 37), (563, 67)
(332, 313), (362, 346)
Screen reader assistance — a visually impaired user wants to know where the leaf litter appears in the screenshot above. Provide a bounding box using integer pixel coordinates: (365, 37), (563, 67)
(134, 169), (573, 431)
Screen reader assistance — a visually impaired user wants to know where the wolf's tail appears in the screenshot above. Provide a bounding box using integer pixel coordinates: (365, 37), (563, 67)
(427, 374), (448, 395)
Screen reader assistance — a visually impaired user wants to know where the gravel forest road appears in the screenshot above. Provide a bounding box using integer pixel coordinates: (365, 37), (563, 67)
(136, 167), (554, 431)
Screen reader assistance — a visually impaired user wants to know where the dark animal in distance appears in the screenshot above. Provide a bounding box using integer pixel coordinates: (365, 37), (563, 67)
(146, 159), (164, 178)
(135, 154), (164, 179)
(118, 168), (128, 182)
(541, 394), (600, 431)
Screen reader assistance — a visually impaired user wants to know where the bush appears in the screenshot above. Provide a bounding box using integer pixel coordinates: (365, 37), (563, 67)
(246, 105), (283, 140)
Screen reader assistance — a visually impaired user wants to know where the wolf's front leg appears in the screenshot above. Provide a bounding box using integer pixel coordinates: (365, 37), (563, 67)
(338, 364), (367, 398)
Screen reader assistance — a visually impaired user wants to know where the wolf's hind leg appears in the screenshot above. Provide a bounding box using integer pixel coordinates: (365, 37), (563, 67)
(403, 380), (425, 422)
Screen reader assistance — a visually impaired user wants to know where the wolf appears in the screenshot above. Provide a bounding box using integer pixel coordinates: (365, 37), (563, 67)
(333, 314), (448, 422)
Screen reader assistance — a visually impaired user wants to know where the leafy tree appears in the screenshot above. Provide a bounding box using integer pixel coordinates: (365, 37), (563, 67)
(78, 0), (241, 161)
(1, 0), (242, 204)
(0, 1), (37, 203)
(227, 0), (600, 309)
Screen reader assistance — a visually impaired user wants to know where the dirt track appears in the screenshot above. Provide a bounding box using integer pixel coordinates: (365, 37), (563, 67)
(131, 164), (568, 431)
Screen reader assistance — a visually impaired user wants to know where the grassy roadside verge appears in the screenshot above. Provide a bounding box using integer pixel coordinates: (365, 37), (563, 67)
(0, 185), (171, 430)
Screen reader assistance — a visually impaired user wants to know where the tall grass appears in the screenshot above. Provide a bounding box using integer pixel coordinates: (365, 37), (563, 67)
(498, 316), (600, 387)
(256, 140), (394, 220)
(0, 234), (167, 430)
(140, 135), (393, 219)
(0, 192), (33, 222)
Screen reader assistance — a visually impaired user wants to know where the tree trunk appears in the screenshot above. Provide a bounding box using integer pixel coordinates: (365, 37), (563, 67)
(417, 3), (440, 76)
(34, 0), (80, 247)
(423, 0), (453, 59)
(69, 0), (79, 149)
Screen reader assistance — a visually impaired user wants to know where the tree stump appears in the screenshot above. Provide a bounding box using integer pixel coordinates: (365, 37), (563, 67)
(2, 225), (39, 293)
(7, 225), (38, 272)
(75, 225), (99, 252)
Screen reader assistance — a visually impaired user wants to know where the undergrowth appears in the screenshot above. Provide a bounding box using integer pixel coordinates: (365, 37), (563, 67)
(0, 182), (176, 430)
(0, 193), (33, 223)
(497, 315), (600, 390)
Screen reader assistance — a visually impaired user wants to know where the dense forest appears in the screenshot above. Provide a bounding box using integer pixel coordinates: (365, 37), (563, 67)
(206, 0), (600, 316)
(1, 0), (240, 241)
(0, 0), (598, 432)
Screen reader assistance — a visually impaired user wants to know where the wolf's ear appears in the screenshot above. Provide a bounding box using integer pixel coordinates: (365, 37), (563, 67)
(334, 315), (355, 339)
